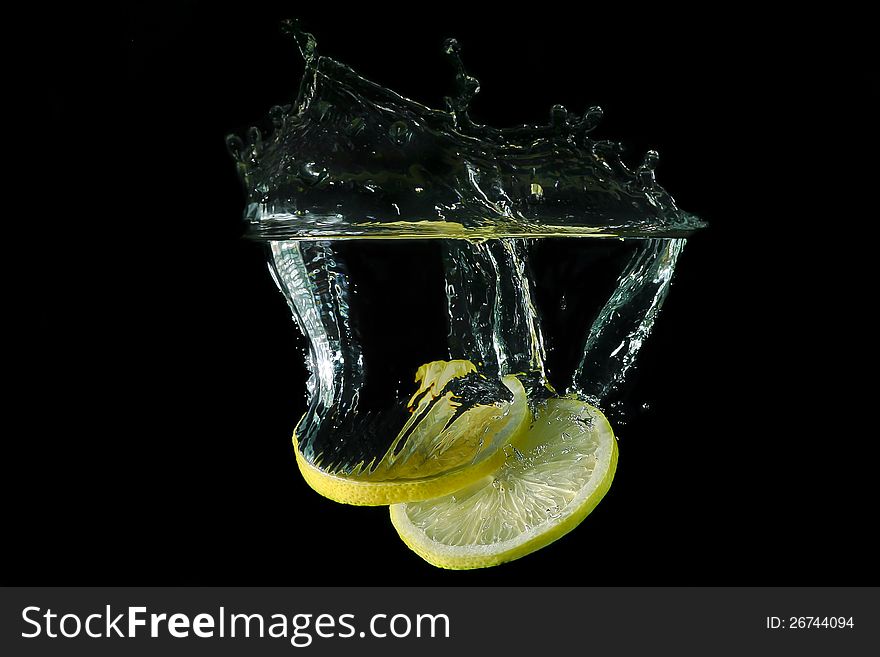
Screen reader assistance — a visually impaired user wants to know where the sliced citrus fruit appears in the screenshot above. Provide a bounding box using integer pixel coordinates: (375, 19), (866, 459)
(389, 397), (617, 569)
(294, 360), (529, 506)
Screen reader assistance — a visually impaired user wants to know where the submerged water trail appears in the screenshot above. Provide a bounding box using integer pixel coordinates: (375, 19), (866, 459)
(442, 241), (499, 377)
(570, 238), (685, 402)
(487, 240), (548, 381)
(443, 239), (547, 383)
(268, 240), (365, 464)
(267, 235), (685, 474)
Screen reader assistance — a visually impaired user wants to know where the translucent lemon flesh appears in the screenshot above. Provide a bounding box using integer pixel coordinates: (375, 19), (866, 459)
(390, 397), (617, 569)
(294, 361), (529, 506)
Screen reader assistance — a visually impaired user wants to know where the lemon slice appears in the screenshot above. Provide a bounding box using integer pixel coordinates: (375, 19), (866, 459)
(294, 361), (529, 506)
(389, 397), (617, 569)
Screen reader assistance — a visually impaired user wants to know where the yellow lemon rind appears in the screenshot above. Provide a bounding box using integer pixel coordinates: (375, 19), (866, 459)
(292, 375), (529, 506)
(389, 401), (618, 569)
(294, 438), (513, 506)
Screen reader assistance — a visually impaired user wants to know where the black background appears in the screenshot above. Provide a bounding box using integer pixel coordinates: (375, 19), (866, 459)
(9, 3), (873, 585)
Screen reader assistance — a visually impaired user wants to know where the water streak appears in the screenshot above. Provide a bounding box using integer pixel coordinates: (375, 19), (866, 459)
(268, 241), (365, 464)
(443, 239), (547, 382)
(570, 238), (685, 402)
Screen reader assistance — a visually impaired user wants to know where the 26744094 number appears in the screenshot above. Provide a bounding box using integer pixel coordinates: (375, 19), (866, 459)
(766, 616), (854, 629)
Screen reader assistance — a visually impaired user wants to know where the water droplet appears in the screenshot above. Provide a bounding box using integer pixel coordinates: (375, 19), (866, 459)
(388, 120), (411, 145)
(281, 19), (317, 64)
(247, 126), (263, 155)
(578, 105), (604, 133)
(345, 116), (365, 137)
(300, 162), (328, 185)
(225, 134), (244, 162)
(549, 104), (569, 129)
(443, 37), (480, 123)
(443, 38), (460, 56)
(269, 105), (285, 128)
(638, 150), (660, 188)
(641, 150), (659, 171)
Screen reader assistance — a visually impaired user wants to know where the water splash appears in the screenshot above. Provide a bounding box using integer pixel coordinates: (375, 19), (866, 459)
(233, 23), (703, 479)
(227, 22), (705, 240)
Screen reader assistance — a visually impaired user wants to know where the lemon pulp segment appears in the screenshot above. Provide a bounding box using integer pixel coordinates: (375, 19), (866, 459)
(390, 397), (617, 569)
